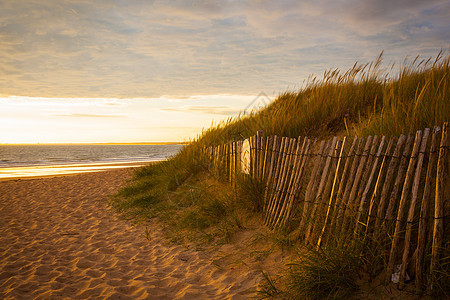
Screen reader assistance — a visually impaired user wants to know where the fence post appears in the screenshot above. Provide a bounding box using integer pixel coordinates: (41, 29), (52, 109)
(398, 128), (430, 289)
(354, 136), (386, 238)
(264, 137), (287, 225)
(386, 130), (423, 284)
(415, 127), (440, 290)
(298, 139), (323, 239)
(318, 137), (347, 247)
(383, 134), (413, 232)
(282, 137), (313, 227)
(430, 122), (449, 291)
(365, 136), (395, 235)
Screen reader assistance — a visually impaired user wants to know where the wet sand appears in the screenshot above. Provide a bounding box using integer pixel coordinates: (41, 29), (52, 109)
(0, 161), (153, 181)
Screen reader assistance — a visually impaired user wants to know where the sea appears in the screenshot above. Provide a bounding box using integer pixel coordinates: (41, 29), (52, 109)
(0, 144), (183, 179)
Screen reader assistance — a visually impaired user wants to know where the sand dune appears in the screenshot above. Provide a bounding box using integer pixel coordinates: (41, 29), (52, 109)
(0, 169), (265, 299)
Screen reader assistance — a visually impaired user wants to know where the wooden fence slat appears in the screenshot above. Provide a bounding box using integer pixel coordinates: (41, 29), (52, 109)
(256, 132), (260, 179)
(263, 136), (279, 207)
(273, 137), (306, 227)
(267, 138), (295, 227)
(221, 144), (224, 177)
(331, 137), (358, 234)
(265, 137), (289, 225)
(213, 146), (216, 176)
(305, 137), (337, 244)
(375, 135), (406, 228)
(281, 138), (313, 227)
(229, 142), (233, 183)
(236, 141), (241, 174)
(223, 143), (227, 179)
(349, 136), (373, 205)
(298, 139), (324, 237)
(383, 134), (414, 232)
(267, 138), (294, 227)
(221, 144), (224, 178)
(262, 136), (271, 181)
(415, 127), (440, 290)
(228, 141), (232, 184)
(227, 143), (230, 179)
(399, 128), (430, 289)
(341, 136), (373, 238)
(276, 137), (312, 227)
(261, 132), (266, 180)
(430, 122), (449, 291)
(318, 137), (347, 247)
(269, 137), (298, 227)
(320, 140), (342, 223)
(265, 136), (285, 211)
(257, 131), (263, 179)
(264, 136), (285, 224)
(303, 139), (332, 242)
(218, 144), (222, 177)
(217, 145), (221, 177)
(217, 145), (221, 178)
(366, 136), (395, 234)
(312, 138), (341, 245)
(386, 130), (423, 284)
(236, 141), (240, 181)
(234, 142), (237, 181)
(336, 138), (365, 234)
(350, 135), (380, 237)
(354, 135), (385, 237)
(252, 135), (257, 178)
(252, 134), (259, 178)
(349, 136), (373, 208)
(250, 135), (255, 178)
(227, 142), (230, 181)
(233, 141), (237, 185)
(229, 142), (232, 183)
(267, 138), (296, 228)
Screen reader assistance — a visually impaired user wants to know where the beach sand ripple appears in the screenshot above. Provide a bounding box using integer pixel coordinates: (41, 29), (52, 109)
(0, 169), (260, 299)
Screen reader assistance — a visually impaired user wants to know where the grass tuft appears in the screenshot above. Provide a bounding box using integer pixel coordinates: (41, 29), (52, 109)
(235, 173), (266, 213)
(256, 270), (284, 299)
(285, 245), (360, 299)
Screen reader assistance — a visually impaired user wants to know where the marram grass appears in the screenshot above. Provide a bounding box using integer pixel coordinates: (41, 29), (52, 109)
(112, 51), (450, 298)
(195, 51), (449, 146)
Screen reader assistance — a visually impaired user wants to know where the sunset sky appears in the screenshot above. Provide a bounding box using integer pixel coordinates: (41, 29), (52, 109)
(1, 0), (449, 143)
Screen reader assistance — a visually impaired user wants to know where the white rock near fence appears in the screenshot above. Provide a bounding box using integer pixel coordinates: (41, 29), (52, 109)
(241, 139), (250, 174)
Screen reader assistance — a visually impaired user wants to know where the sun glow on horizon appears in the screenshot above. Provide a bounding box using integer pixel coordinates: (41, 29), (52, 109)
(0, 95), (260, 144)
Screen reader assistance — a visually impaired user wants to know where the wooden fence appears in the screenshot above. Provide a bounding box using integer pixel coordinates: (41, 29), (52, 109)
(204, 122), (449, 291)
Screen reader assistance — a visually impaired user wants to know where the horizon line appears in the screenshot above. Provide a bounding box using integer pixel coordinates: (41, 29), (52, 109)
(0, 142), (188, 145)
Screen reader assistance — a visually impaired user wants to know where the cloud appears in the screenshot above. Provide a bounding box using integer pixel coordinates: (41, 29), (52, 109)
(0, 96), (129, 107)
(53, 113), (125, 118)
(161, 106), (241, 115)
(0, 0), (448, 98)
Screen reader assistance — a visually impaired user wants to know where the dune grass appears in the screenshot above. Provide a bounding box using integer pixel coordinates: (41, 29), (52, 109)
(281, 245), (360, 300)
(194, 51), (448, 146)
(111, 51), (450, 298)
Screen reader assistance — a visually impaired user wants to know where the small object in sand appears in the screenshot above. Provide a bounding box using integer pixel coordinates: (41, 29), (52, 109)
(391, 264), (410, 283)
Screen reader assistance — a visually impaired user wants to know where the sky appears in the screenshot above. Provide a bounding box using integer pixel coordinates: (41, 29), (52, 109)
(0, 0), (449, 143)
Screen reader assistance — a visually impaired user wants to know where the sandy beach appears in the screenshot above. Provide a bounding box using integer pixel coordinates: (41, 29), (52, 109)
(0, 168), (270, 299)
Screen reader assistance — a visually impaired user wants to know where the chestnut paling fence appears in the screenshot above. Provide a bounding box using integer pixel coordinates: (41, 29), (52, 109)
(204, 123), (449, 291)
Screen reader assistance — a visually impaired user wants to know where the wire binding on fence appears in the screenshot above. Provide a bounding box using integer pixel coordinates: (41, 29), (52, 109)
(203, 123), (449, 291)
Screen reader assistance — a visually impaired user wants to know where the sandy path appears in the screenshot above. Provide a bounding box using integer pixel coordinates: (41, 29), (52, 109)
(0, 169), (260, 299)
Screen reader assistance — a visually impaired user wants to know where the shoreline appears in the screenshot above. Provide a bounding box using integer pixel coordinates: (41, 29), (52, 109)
(0, 160), (157, 181)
